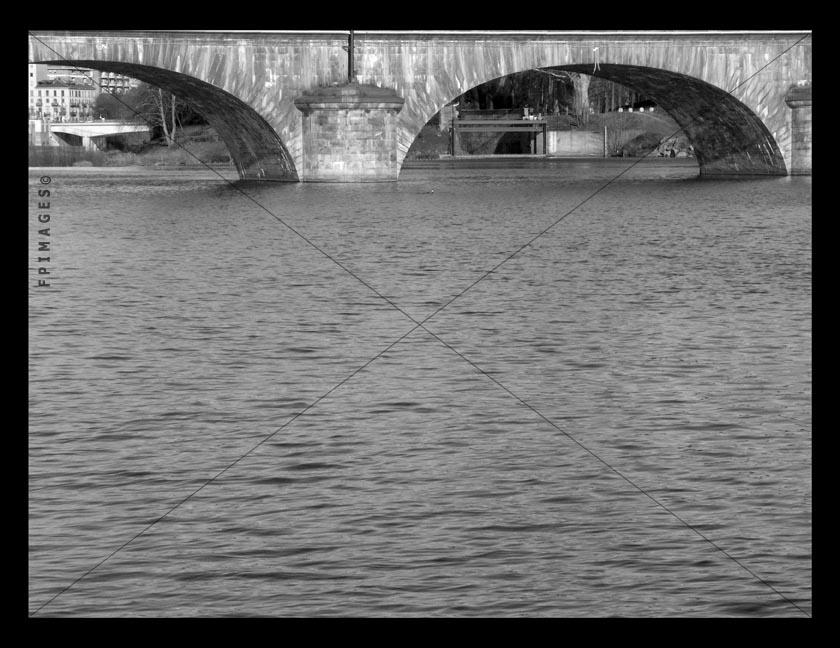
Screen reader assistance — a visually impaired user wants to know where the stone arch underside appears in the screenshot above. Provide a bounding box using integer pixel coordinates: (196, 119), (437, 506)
(399, 63), (786, 176)
(37, 60), (299, 181)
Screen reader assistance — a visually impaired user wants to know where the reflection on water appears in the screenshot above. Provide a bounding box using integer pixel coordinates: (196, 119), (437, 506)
(29, 161), (811, 616)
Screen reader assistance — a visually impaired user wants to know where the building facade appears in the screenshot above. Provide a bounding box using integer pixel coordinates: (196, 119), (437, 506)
(29, 77), (99, 122)
(98, 71), (139, 94)
(28, 64), (140, 122)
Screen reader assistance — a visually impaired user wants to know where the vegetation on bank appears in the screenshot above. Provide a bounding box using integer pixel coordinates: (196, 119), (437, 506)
(453, 69), (650, 123)
(31, 78), (692, 167)
(93, 83), (206, 146)
(405, 110), (692, 160)
(29, 124), (232, 168)
(31, 113), (691, 168)
(589, 111), (692, 157)
(27, 81), (231, 168)
(405, 126), (450, 160)
(404, 69), (692, 160)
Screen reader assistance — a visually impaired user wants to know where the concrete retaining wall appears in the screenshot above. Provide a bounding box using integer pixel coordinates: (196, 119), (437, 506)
(548, 130), (604, 157)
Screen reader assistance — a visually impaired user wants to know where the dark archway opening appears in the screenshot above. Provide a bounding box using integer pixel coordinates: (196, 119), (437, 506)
(405, 63), (786, 175)
(33, 61), (298, 181)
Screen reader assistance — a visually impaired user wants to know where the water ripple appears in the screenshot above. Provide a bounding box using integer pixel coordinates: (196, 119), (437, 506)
(29, 166), (811, 617)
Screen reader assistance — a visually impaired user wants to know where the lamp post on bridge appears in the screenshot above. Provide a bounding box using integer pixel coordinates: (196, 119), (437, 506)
(343, 30), (357, 84)
(293, 28), (405, 181)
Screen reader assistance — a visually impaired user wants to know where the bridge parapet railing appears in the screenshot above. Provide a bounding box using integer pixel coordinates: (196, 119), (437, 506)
(458, 108), (524, 120)
(457, 110), (581, 131)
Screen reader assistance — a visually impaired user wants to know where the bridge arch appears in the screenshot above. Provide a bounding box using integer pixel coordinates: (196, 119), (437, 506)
(399, 63), (786, 176)
(32, 60), (299, 181)
(28, 31), (810, 182)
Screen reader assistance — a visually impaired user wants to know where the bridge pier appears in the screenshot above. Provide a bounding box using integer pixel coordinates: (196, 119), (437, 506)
(29, 31), (811, 182)
(785, 82), (812, 175)
(294, 83), (405, 182)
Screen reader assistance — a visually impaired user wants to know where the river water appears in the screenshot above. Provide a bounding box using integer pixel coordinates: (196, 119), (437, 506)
(28, 160), (811, 617)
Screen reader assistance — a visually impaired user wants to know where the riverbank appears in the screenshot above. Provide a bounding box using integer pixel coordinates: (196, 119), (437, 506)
(400, 156), (698, 170)
(31, 157), (699, 184)
(28, 124), (233, 168)
(31, 113), (691, 169)
(404, 110), (691, 160)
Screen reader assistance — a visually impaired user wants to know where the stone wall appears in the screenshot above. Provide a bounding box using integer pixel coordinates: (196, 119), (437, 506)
(29, 32), (811, 179)
(352, 34), (811, 175)
(548, 130), (604, 156)
(294, 83), (404, 181)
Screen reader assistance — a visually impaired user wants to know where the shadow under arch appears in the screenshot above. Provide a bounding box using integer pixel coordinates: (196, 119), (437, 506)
(35, 60), (299, 181)
(402, 63), (786, 177)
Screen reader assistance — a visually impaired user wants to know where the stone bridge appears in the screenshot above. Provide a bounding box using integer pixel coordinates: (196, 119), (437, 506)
(27, 31), (812, 181)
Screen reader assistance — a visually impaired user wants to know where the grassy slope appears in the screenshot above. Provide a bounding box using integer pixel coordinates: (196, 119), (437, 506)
(107, 124), (231, 166)
(32, 113), (691, 167)
(28, 124), (234, 168)
(405, 125), (451, 159)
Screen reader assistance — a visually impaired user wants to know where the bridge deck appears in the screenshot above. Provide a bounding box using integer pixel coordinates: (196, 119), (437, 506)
(28, 30), (810, 178)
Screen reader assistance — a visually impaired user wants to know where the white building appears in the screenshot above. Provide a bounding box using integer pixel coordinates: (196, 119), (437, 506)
(98, 71), (139, 94)
(28, 63), (47, 89)
(28, 63), (139, 122)
(29, 78), (99, 122)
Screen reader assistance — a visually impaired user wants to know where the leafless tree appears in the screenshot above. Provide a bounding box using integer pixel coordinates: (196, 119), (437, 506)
(152, 88), (178, 146)
(118, 84), (180, 146)
(534, 69), (591, 125)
